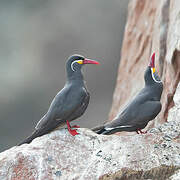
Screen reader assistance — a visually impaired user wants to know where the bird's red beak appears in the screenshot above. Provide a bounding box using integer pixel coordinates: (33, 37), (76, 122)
(83, 58), (100, 65)
(149, 52), (155, 68)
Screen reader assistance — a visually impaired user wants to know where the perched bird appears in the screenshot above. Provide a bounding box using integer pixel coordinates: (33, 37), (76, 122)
(18, 55), (99, 145)
(93, 53), (163, 135)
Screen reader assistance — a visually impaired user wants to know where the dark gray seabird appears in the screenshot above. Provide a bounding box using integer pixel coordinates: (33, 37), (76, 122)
(18, 55), (99, 145)
(93, 53), (163, 135)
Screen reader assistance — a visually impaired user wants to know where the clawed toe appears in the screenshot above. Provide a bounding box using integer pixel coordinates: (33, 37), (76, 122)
(66, 120), (79, 136)
(69, 129), (79, 136)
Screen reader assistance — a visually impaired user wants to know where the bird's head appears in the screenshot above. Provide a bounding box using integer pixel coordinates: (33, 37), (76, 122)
(66, 54), (99, 80)
(144, 53), (162, 86)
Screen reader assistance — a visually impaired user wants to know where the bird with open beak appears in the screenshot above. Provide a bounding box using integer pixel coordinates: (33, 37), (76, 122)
(18, 54), (99, 145)
(93, 53), (163, 135)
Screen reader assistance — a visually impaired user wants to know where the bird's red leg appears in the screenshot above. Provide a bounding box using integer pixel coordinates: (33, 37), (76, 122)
(66, 120), (79, 136)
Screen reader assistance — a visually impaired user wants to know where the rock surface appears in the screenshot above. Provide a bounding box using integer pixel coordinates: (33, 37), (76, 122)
(109, 0), (180, 126)
(0, 121), (179, 179)
(0, 83), (179, 179)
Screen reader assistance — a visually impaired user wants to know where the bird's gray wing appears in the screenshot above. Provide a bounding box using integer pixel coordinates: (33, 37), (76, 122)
(69, 91), (90, 121)
(35, 86), (86, 130)
(125, 100), (161, 126)
(105, 101), (161, 130)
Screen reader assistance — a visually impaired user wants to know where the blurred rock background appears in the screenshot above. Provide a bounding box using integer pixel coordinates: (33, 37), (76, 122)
(0, 0), (129, 151)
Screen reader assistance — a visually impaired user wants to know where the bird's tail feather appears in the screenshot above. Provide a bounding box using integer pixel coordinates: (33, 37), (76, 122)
(92, 124), (132, 135)
(17, 129), (45, 146)
(91, 125), (106, 134)
(101, 125), (133, 135)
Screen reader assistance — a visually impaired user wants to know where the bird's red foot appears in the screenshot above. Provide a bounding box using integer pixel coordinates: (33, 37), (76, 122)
(68, 129), (79, 136)
(136, 129), (147, 134)
(66, 120), (79, 136)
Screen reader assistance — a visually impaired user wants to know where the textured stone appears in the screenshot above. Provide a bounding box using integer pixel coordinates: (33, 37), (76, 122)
(168, 83), (180, 123)
(170, 170), (180, 180)
(100, 165), (179, 180)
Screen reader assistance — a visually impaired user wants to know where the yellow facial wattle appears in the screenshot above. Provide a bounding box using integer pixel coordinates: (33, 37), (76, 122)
(76, 60), (83, 64)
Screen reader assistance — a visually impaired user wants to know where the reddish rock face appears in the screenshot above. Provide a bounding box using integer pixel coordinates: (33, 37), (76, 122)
(109, 0), (180, 128)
